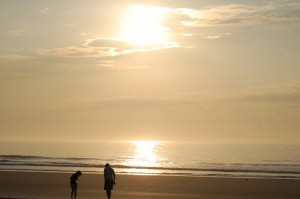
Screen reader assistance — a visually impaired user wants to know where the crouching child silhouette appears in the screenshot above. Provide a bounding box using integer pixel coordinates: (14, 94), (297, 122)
(70, 171), (82, 199)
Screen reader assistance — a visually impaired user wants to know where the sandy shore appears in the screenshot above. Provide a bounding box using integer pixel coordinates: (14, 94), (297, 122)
(0, 171), (299, 199)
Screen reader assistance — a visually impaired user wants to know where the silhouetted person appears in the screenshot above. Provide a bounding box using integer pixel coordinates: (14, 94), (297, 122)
(104, 163), (116, 199)
(70, 171), (82, 199)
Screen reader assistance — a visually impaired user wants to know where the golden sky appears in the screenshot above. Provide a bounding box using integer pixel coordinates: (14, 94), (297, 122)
(1, 0), (300, 143)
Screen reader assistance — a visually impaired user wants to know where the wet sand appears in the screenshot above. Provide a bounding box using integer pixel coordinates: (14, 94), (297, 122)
(0, 171), (299, 199)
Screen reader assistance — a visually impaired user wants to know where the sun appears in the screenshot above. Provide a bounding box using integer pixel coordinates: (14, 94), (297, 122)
(121, 6), (169, 48)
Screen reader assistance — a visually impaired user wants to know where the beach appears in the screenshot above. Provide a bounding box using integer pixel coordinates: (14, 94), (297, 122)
(0, 171), (299, 199)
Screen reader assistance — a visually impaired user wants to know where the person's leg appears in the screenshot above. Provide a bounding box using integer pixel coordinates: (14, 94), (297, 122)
(106, 190), (111, 199)
(70, 184), (74, 199)
(74, 184), (78, 199)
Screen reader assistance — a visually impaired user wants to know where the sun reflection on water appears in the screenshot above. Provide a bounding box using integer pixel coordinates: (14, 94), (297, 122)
(127, 141), (161, 169)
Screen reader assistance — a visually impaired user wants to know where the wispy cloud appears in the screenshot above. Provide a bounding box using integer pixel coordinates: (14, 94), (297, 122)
(38, 37), (179, 58)
(178, 81), (300, 107)
(172, 3), (300, 28)
(8, 30), (25, 37)
(233, 87), (300, 106)
(97, 60), (147, 70)
(64, 85), (300, 111)
(37, 2), (300, 59)
(63, 96), (199, 111)
(38, 45), (99, 58)
(40, 7), (49, 14)
(0, 72), (34, 78)
(85, 38), (179, 55)
(206, 32), (231, 39)
(0, 54), (34, 61)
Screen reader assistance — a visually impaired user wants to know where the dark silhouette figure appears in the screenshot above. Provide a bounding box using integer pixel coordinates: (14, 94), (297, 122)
(104, 163), (116, 199)
(70, 171), (82, 199)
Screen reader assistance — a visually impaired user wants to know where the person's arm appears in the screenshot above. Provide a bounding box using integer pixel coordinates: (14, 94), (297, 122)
(113, 169), (116, 183)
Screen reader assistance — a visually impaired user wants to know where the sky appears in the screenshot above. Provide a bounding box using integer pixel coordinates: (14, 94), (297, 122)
(0, 0), (300, 143)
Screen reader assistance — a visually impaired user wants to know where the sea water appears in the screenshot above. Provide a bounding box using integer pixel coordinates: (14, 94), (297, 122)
(0, 141), (299, 179)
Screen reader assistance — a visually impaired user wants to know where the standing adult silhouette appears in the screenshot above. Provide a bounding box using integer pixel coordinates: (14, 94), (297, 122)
(104, 163), (116, 199)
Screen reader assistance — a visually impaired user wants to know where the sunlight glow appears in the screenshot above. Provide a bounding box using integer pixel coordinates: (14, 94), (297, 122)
(128, 141), (161, 168)
(121, 6), (169, 48)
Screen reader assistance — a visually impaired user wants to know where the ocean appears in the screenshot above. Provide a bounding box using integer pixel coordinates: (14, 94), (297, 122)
(0, 141), (299, 179)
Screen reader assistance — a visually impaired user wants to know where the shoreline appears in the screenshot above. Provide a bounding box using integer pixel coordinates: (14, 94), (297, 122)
(1, 171), (300, 199)
(0, 168), (299, 181)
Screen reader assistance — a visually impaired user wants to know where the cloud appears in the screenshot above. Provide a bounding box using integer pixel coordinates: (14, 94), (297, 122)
(65, 96), (199, 111)
(172, 3), (300, 28)
(287, 2), (300, 8)
(179, 82), (300, 107)
(8, 30), (25, 37)
(97, 60), (147, 70)
(40, 7), (49, 14)
(0, 54), (34, 61)
(39, 38), (179, 58)
(85, 38), (139, 52)
(211, 81), (300, 108)
(65, 87), (300, 112)
(79, 33), (88, 36)
(0, 72), (34, 78)
(85, 38), (179, 54)
(155, 3), (300, 42)
(235, 89), (300, 105)
(206, 32), (232, 39)
(38, 45), (100, 58)
(37, 3), (300, 59)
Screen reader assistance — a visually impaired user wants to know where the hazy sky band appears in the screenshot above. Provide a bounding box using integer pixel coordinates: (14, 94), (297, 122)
(0, 0), (299, 143)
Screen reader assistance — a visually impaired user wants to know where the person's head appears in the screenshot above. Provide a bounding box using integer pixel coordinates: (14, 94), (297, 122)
(76, 171), (82, 176)
(105, 163), (109, 167)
